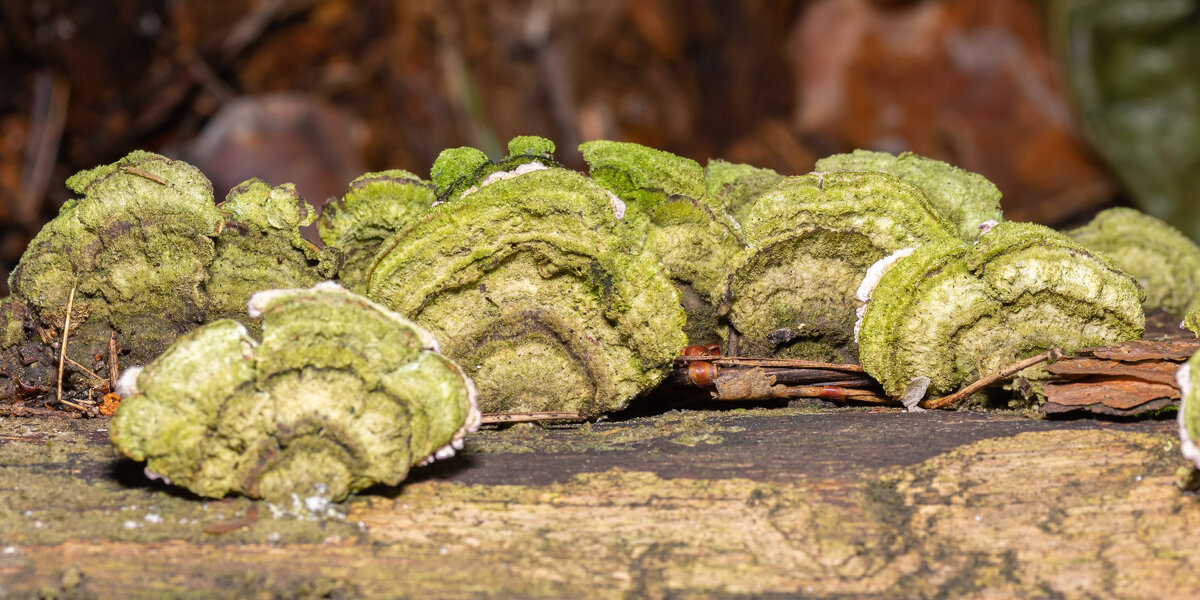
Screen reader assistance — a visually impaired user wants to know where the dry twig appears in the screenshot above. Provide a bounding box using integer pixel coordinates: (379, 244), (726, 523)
(481, 411), (584, 424)
(922, 347), (1064, 410)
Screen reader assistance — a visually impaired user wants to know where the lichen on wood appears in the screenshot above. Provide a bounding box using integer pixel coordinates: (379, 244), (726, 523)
(858, 222), (1145, 401)
(110, 282), (479, 503)
(367, 143), (686, 417)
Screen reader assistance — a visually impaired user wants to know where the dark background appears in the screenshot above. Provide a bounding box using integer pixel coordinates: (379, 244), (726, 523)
(1, 0), (1196, 296)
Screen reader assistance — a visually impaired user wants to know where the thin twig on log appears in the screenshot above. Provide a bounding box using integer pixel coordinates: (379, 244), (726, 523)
(56, 286), (76, 407)
(108, 332), (119, 390)
(120, 166), (167, 185)
(481, 412), (584, 424)
(922, 347), (1064, 410)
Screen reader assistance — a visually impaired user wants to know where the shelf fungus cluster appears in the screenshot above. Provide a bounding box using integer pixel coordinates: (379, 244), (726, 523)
(856, 222), (1145, 401)
(580, 140), (744, 346)
(110, 283), (479, 503)
(1178, 353), (1200, 475)
(2, 151), (341, 393)
(367, 138), (687, 417)
(317, 170), (435, 293)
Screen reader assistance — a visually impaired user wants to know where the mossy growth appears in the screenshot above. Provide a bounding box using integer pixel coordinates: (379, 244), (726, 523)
(208, 179), (343, 328)
(8, 151), (223, 371)
(858, 222), (1145, 401)
(367, 159), (686, 417)
(1177, 351), (1200, 471)
(430, 136), (560, 202)
(318, 170), (435, 293)
(1069, 207), (1200, 316)
(815, 149), (1004, 242)
(720, 171), (958, 361)
(110, 282), (479, 503)
(703, 158), (783, 224)
(579, 140), (744, 346)
(4, 152), (342, 391)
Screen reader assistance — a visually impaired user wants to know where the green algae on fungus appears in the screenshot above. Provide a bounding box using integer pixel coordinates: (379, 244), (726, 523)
(8, 151), (223, 370)
(1175, 351), (1200, 470)
(367, 158), (686, 416)
(857, 222), (1145, 401)
(317, 170), (435, 293)
(815, 149), (1004, 242)
(430, 136), (559, 202)
(579, 140), (743, 345)
(208, 179), (343, 326)
(1069, 207), (1200, 316)
(110, 282), (479, 503)
(703, 159), (783, 225)
(720, 171), (958, 361)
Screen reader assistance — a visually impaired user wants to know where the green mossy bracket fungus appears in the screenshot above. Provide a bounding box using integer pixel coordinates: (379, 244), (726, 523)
(1069, 207), (1200, 316)
(4, 152), (344, 394)
(110, 282), (479, 504)
(367, 160), (686, 417)
(858, 222), (1145, 402)
(815, 149), (1004, 242)
(209, 179), (343, 326)
(579, 140), (743, 346)
(9, 151), (222, 369)
(1176, 352), (1200, 471)
(318, 170), (435, 293)
(431, 136), (560, 202)
(704, 159), (784, 225)
(720, 171), (958, 361)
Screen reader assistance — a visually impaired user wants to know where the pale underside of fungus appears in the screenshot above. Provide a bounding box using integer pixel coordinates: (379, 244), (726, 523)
(367, 161), (686, 417)
(110, 282), (479, 503)
(857, 222), (1145, 402)
(719, 171), (958, 361)
(580, 140), (744, 346)
(1069, 206), (1200, 317)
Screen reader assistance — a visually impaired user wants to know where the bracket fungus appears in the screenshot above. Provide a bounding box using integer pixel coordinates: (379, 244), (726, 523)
(580, 140), (743, 346)
(815, 149), (1004, 242)
(1177, 353), (1200, 471)
(110, 282), (479, 503)
(317, 170), (435, 293)
(2, 152), (342, 393)
(430, 135), (559, 203)
(209, 179), (343, 326)
(703, 159), (784, 225)
(719, 171), (958, 361)
(1069, 207), (1200, 317)
(857, 222), (1145, 402)
(367, 150), (686, 416)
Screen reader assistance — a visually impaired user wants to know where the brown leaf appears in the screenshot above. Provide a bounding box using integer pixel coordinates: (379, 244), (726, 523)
(1045, 358), (1180, 385)
(1043, 377), (1178, 410)
(1079, 338), (1200, 362)
(712, 367), (786, 401)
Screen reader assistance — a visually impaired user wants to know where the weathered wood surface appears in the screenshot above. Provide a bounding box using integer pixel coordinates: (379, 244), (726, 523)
(1, 407), (1198, 598)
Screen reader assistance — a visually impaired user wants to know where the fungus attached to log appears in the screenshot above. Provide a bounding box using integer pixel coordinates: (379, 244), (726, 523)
(857, 222), (1145, 402)
(318, 170), (435, 293)
(815, 149), (1004, 242)
(110, 282), (479, 503)
(719, 171), (958, 361)
(1176, 352), (1200, 470)
(9, 151), (222, 369)
(367, 153), (686, 417)
(1069, 207), (1200, 316)
(208, 179), (343, 325)
(580, 140), (743, 346)
(703, 159), (783, 225)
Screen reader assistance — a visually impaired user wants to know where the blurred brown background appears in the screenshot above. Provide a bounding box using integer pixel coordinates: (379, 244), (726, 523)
(1, 0), (1196, 296)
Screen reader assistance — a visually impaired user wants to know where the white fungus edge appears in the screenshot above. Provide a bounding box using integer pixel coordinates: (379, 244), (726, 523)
(853, 247), (917, 343)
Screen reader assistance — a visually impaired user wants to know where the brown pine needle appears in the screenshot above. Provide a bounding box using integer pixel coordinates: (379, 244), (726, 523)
(56, 286), (76, 407)
(922, 347), (1064, 410)
(108, 332), (119, 389)
(120, 165), (167, 185)
(481, 411), (584, 424)
(64, 356), (105, 385)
